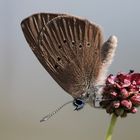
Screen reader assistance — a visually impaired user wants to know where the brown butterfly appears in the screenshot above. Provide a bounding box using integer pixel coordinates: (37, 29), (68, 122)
(21, 13), (117, 122)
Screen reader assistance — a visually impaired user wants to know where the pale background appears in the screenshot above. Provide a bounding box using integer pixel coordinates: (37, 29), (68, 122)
(0, 1), (140, 140)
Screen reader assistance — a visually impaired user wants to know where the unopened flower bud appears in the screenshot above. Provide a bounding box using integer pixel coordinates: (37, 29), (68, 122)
(107, 75), (116, 84)
(112, 101), (120, 108)
(130, 94), (140, 105)
(122, 79), (131, 87)
(121, 100), (132, 110)
(131, 107), (138, 113)
(110, 92), (118, 98)
(121, 88), (129, 98)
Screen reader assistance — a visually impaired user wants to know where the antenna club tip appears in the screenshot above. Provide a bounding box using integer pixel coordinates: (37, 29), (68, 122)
(40, 116), (49, 123)
(40, 119), (44, 123)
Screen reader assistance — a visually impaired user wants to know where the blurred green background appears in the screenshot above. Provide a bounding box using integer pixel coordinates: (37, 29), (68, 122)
(0, 0), (140, 140)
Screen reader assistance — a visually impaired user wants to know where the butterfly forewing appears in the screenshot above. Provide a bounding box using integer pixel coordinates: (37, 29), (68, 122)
(21, 13), (65, 48)
(21, 14), (103, 98)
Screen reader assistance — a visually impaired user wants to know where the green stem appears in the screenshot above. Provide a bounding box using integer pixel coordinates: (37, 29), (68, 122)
(105, 114), (117, 140)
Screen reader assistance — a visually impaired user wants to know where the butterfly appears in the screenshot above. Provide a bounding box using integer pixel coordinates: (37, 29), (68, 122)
(21, 13), (117, 121)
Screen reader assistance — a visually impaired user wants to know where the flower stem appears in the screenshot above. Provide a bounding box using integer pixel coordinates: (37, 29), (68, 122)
(105, 114), (117, 140)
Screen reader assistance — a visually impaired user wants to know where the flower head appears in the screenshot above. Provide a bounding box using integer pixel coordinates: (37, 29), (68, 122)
(101, 70), (140, 117)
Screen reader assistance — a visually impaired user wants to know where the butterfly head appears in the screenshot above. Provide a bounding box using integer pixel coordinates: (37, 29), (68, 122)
(73, 85), (104, 110)
(73, 99), (85, 110)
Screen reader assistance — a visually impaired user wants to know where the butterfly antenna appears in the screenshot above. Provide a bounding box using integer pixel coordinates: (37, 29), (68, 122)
(40, 100), (73, 123)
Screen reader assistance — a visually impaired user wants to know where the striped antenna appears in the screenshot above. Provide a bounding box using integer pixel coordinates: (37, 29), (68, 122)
(40, 100), (73, 122)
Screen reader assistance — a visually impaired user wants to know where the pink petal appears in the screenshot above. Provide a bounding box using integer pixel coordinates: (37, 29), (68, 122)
(121, 100), (132, 109)
(131, 107), (138, 113)
(110, 92), (118, 97)
(131, 73), (140, 85)
(115, 83), (122, 89)
(130, 94), (140, 105)
(122, 79), (131, 87)
(107, 75), (116, 84)
(117, 73), (131, 83)
(121, 88), (130, 98)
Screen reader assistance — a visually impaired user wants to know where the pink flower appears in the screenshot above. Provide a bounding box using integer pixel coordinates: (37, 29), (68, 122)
(130, 94), (140, 105)
(117, 73), (131, 81)
(101, 71), (140, 117)
(129, 84), (138, 92)
(107, 74), (116, 84)
(112, 101), (120, 108)
(131, 73), (140, 85)
(122, 79), (131, 87)
(121, 100), (132, 110)
(110, 92), (118, 97)
(117, 73), (131, 87)
(131, 107), (138, 113)
(120, 88), (130, 98)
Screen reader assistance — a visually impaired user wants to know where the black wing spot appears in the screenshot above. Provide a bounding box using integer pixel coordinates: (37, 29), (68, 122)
(79, 44), (82, 48)
(58, 45), (62, 49)
(54, 64), (58, 69)
(57, 57), (61, 61)
(94, 51), (97, 54)
(72, 40), (75, 45)
(63, 39), (66, 43)
(87, 42), (90, 47)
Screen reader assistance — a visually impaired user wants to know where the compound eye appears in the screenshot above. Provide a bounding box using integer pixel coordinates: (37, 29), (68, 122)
(73, 99), (85, 110)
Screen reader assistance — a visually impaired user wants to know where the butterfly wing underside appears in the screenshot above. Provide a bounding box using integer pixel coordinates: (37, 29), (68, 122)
(21, 13), (65, 47)
(21, 14), (104, 98)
